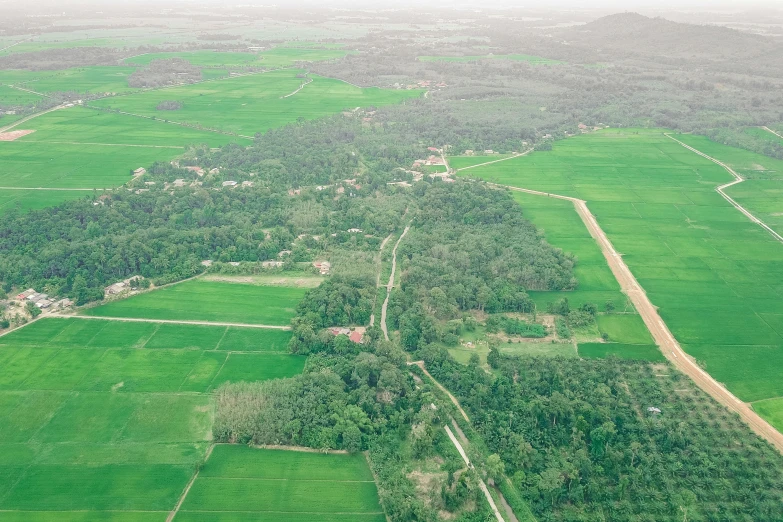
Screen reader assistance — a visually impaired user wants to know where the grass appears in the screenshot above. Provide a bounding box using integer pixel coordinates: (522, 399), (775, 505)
(461, 128), (783, 410)
(753, 397), (783, 434)
(418, 54), (562, 64)
(596, 314), (654, 344)
(90, 69), (422, 136)
(0, 317), (306, 518)
(178, 445), (384, 520)
(85, 279), (307, 325)
(578, 343), (664, 361)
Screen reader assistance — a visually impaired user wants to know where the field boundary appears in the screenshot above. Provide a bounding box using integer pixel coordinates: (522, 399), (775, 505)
(48, 313), (292, 330)
(488, 181), (783, 453)
(280, 76), (313, 98)
(0, 103), (68, 133)
(166, 443), (215, 522)
(453, 150), (531, 172)
(665, 133), (783, 243)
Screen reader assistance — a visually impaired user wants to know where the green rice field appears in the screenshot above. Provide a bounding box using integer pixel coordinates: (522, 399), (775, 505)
(462, 129), (783, 413)
(753, 397), (783, 434)
(86, 279), (307, 326)
(0, 85), (44, 104)
(0, 67), (140, 95)
(90, 69), (422, 135)
(0, 317), (304, 519)
(418, 54), (562, 64)
(124, 47), (351, 69)
(176, 445), (385, 522)
(578, 342), (664, 361)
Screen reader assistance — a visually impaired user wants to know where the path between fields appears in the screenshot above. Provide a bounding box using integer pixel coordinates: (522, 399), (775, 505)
(0, 36), (36, 53)
(47, 313), (292, 330)
(453, 150), (532, 172)
(167, 443), (215, 522)
(380, 222), (411, 341)
(490, 182), (783, 453)
(280, 76), (313, 98)
(369, 231), (396, 327)
(665, 134), (783, 243)
(445, 425), (505, 522)
(762, 126), (783, 140)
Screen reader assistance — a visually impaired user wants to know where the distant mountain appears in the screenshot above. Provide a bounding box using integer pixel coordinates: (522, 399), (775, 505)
(563, 12), (781, 64)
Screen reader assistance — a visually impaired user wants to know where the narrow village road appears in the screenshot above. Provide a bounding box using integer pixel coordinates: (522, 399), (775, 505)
(407, 360), (470, 422)
(47, 313), (292, 330)
(492, 182), (783, 453)
(444, 425), (505, 522)
(762, 126), (783, 140)
(369, 231), (396, 327)
(0, 103), (68, 133)
(380, 223), (411, 341)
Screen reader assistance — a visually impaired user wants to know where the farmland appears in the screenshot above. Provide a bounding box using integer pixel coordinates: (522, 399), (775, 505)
(90, 69), (422, 135)
(85, 279), (307, 326)
(459, 129), (783, 415)
(0, 315), (303, 520)
(0, 67), (140, 95)
(0, 85), (43, 104)
(176, 445), (385, 522)
(124, 47), (352, 69)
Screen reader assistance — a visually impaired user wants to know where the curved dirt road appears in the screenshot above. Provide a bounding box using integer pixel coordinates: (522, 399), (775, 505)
(494, 183), (783, 453)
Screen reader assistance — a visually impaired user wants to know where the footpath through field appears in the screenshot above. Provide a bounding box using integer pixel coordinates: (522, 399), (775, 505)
(488, 182), (783, 453)
(762, 126), (783, 140)
(48, 313), (292, 330)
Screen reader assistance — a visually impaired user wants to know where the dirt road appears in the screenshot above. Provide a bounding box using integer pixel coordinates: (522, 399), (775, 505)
(369, 231), (396, 327)
(496, 184), (783, 453)
(762, 126), (783, 140)
(48, 313), (292, 330)
(380, 223), (411, 341)
(408, 360), (470, 423)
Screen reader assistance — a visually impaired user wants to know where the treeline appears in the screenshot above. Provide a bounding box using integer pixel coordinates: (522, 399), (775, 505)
(127, 58), (202, 88)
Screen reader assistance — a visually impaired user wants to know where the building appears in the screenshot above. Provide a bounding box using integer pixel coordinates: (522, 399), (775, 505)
(262, 260), (284, 268)
(185, 166), (205, 176)
(347, 228), (362, 233)
(133, 167), (147, 176)
(222, 180), (238, 187)
(313, 261), (331, 275)
(349, 331), (364, 344)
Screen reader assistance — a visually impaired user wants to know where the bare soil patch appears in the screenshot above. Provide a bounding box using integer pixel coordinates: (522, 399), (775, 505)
(0, 129), (35, 141)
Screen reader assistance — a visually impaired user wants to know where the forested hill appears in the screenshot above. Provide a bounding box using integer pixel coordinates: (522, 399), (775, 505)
(562, 13), (783, 68)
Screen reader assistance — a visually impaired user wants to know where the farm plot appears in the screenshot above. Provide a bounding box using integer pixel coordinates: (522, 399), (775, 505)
(0, 85), (44, 104)
(85, 279), (306, 326)
(90, 69), (422, 136)
(0, 317), (304, 518)
(0, 106), (245, 190)
(124, 47), (350, 69)
(0, 67), (140, 95)
(176, 445), (385, 522)
(461, 129), (783, 411)
(448, 154), (515, 170)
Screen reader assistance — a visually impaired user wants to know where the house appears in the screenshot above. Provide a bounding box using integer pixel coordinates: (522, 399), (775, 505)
(330, 327), (351, 336)
(288, 188), (301, 196)
(53, 298), (73, 309)
(347, 228), (362, 233)
(647, 407), (662, 415)
(484, 149), (495, 154)
(201, 260), (213, 267)
(241, 181), (254, 187)
(222, 180), (238, 187)
(262, 260), (284, 268)
(17, 289), (36, 300)
(133, 167), (147, 176)
(464, 150), (474, 155)
(209, 168), (220, 175)
(144, 181), (155, 186)
(313, 261), (331, 275)
(172, 179), (186, 187)
(278, 250), (292, 258)
(185, 166), (205, 176)
(349, 330), (364, 344)
(387, 181), (412, 187)
(427, 147), (440, 152)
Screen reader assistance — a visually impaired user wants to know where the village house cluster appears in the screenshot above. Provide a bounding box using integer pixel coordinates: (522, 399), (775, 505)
(15, 289), (72, 310)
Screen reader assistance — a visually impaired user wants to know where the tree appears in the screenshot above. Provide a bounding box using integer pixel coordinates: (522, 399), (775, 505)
(25, 301), (41, 318)
(486, 454), (505, 483)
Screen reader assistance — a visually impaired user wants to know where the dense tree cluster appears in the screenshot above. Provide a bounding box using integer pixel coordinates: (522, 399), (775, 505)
(127, 58), (202, 88)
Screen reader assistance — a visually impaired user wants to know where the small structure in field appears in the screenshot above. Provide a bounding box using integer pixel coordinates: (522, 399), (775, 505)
(133, 167), (147, 176)
(313, 261), (331, 275)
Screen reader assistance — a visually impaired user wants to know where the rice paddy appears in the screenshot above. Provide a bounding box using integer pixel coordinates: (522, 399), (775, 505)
(0, 316), (304, 519)
(85, 279), (307, 326)
(460, 129), (783, 414)
(90, 69), (422, 135)
(176, 445), (385, 522)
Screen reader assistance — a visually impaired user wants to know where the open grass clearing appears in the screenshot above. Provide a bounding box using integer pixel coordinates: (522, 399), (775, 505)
(85, 279), (306, 325)
(177, 445), (384, 519)
(90, 69), (422, 136)
(463, 129), (783, 412)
